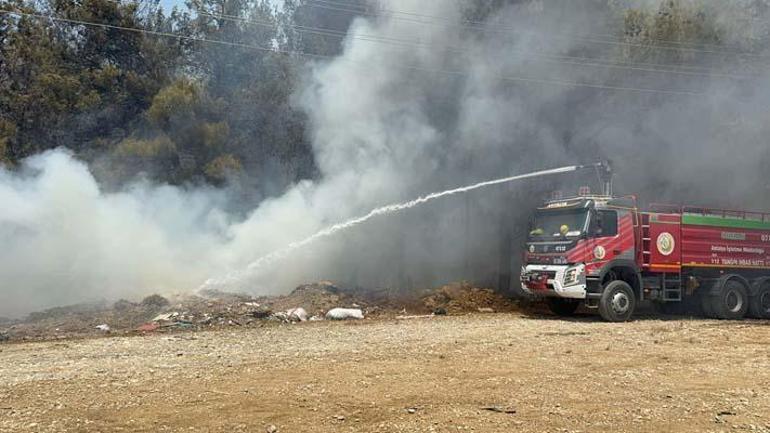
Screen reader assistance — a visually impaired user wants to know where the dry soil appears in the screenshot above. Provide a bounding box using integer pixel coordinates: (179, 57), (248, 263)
(1, 312), (769, 433)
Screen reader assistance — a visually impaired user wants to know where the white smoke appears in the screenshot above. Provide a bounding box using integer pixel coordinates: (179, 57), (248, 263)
(0, 149), (229, 315)
(2, 0), (770, 317)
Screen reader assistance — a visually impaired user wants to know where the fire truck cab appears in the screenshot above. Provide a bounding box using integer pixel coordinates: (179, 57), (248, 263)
(521, 195), (640, 321)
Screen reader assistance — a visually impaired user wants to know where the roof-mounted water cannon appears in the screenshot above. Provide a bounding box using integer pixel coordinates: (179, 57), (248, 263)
(597, 159), (613, 196)
(570, 160), (613, 196)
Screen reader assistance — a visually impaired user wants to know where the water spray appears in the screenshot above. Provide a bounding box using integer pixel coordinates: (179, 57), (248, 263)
(201, 162), (608, 289)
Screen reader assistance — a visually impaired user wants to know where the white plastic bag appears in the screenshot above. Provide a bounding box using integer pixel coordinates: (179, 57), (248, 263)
(325, 308), (364, 320)
(286, 307), (308, 322)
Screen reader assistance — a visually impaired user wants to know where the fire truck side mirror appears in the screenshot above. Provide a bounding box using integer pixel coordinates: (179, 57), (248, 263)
(589, 210), (603, 235)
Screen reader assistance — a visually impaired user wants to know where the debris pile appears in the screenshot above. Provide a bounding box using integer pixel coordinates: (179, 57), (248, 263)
(0, 281), (518, 342)
(420, 282), (518, 314)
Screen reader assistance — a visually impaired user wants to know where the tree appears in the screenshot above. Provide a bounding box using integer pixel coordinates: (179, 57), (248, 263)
(0, 0), (182, 163)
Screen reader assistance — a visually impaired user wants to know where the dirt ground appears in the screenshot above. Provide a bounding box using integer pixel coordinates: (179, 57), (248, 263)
(2, 311), (770, 433)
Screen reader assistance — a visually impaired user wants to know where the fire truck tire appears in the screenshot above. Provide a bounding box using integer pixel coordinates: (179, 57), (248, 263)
(748, 283), (770, 319)
(711, 279), (748, 320)
(546, 298), (580, 316)
(598, 280), (635, 322)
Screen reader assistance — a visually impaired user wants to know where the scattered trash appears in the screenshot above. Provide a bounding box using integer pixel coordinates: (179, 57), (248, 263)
(265, 425), (278, 433)
(326, 308), (364, 320)
(406, 407), (417, 414)
(137, 323), (160, 332)
(333, 415), (346, 421)
(95, 324), (111, 332)
(477, 307), (495, 313)
(171, 321), (195, 329)
(481, 405), (516, 414)
(152, 312), (179, 322)
(286, 307), (308, 322)
(8, 281), (517, 340)
(249, 309), (272, 319)
(271, 308), (308, 323)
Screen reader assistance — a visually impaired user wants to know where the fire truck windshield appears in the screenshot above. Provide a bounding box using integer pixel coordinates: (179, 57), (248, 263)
(528, 209), (588, 240)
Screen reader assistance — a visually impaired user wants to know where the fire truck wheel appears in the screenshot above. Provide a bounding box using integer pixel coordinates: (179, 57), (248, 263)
(598, 280), (636, 322)
(748, 283), (770, 319)
(712, 279), (748, 320)
(546, 298), (580, 316)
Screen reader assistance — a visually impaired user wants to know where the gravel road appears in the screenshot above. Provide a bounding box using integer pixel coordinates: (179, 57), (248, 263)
(2, 313), (769, 432)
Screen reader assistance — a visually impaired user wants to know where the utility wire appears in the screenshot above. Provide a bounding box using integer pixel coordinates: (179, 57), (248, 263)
(0, 9), (705, 96)
(303, 0), (770, 61)
(317, 0), (764, 50)
(310, 0), (766, 50)
(195, 9), (756, 80)
(106, 0), (765, 76)
(103, 0), (770, 60)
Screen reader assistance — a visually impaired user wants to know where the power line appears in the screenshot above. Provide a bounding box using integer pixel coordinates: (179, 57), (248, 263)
(0, 9), (704, 96)
(195, 9), (756, 80)
(107, 0), (770, 61)
(323, 0), (768, 50)
(311, 0), (766, 51)
(108, 0), (766, 76)
(303, 0), (770, 61)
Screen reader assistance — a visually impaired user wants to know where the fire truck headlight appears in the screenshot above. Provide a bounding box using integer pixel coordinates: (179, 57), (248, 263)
(563, 266), (583, 286)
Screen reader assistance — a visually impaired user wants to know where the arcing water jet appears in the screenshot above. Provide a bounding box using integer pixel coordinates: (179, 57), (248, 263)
(201, 163), (601, 290)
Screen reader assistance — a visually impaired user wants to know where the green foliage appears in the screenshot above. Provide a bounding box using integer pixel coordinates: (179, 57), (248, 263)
(2, 0), (745, 189)
(200, 121), (230, 150)
(620, 0), (723, 63)
(0, 0), (179, 160)
(147, 78), (201, 129)
(0, 119), (16, 164)
(204, 153), (242, 181)
(114, 135), (176, 158)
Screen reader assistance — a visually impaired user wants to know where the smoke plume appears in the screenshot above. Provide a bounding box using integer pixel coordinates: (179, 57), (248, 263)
(2, 0), (770, 317)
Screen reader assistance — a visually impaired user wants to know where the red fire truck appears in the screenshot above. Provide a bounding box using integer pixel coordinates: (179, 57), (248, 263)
(520, 182), (770, 322)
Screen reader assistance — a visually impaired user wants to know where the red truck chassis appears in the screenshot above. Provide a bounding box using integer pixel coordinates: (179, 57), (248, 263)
(520, 195), (770, 321)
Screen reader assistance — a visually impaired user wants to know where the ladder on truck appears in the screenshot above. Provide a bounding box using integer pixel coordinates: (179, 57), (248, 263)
(641, 213), (651, 269)
(640, 213), (682, 302)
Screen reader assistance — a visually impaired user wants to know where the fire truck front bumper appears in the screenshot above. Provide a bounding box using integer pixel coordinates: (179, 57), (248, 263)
(520, 264), (587, 299)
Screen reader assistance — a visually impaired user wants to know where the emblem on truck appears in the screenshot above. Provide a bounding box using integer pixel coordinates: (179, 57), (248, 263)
(657, 232), (675, 256)
(593, 245), (606, 260)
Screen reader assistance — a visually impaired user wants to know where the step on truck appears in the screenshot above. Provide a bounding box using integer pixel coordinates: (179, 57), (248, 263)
(520, 193), (770, 322)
